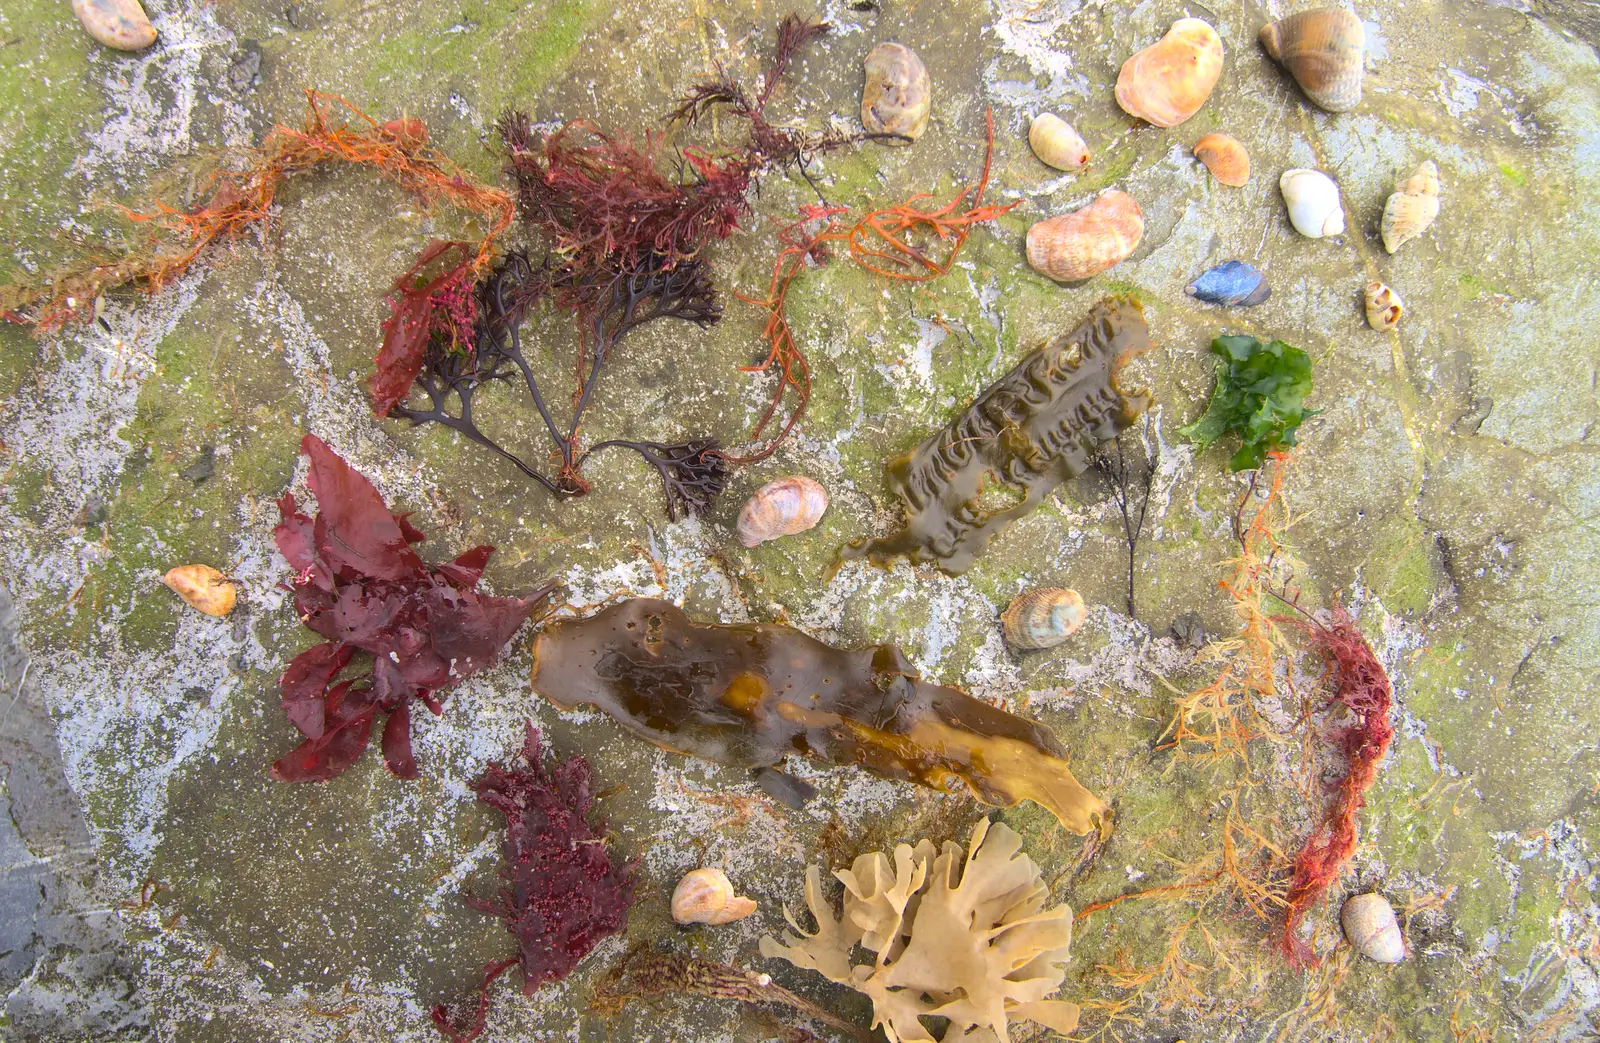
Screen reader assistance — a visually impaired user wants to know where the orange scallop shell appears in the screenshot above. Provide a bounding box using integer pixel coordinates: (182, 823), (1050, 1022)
(1025, 191), (1144, 283)
(1115, 18), (1224, 128)
(1193, 133), (1250, 187)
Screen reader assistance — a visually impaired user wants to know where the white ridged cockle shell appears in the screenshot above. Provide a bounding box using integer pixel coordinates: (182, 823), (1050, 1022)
(671, 868), (758, 925)
(737, 476), (829, 548)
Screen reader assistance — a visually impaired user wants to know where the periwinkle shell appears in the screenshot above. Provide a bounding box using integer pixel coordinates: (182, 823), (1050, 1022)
(1185, 261), (1270, 307)
(1001, 588), (1087, 650)
(1260, 7), (1365, 112)
(671, 868), (757, 925)
(862, 43), (931, 142)
(1280, 169), (1346, 238)
(1364, 281), (1404, 330)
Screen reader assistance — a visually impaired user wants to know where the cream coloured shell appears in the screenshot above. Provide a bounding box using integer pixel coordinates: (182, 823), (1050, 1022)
(1025, 191), (1144, 283)
(1193, 133), (1250, 187)
(1279, 169), (1345, 238)
(1260, 7), (1365, 112)
(1364, 281), (1404, 331)
(72, 0), (157, 51)
(1381, 161), (1440, 253)
(862, 43), (931, 142)
(1029, 114), (1090, 172)
(1341, 892), (1405, 963)
(1115, 18), (1224, 128)
(162, 564), (237, 617)
(671, 868), (758, 925)
(737, 476), (829, 548)
(1001, 588), (1087, 650)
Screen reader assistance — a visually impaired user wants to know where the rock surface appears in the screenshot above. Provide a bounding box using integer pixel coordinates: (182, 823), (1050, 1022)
(2, 0), (1599, 1040)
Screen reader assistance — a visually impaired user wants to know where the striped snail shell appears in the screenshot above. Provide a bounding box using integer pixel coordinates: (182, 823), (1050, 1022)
(1001, 588), (1087, 650)
(1260, 7), (1365, 113)
(737, 477), (829, 548)
(671, 868), (758, 925)
(1025, 191), (1144, 283)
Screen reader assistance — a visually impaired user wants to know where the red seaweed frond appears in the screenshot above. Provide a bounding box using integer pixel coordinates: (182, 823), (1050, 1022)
(723, 108), (1019, 465)
(1278, 603), (1395, 967)
(4, 91), (512, 334)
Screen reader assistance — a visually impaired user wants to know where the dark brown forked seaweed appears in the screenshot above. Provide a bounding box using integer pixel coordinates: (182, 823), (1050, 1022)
(591, 945), (871, 1042)
(529, 599), (1108, 834)
(840, 296), (1152, 576)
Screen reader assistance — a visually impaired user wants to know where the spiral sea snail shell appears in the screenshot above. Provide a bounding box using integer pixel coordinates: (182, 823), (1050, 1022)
(1025, 191), (1144, 283)
(1279, 169), (1345, 239)
(1260, 7), (1365, 113)
(671, 868), (758, 925)
(1341, 892), (1405, 963)
(1381, 161), (1440, 254)
(1364, 281), (1403, 331)
(861, 43), (931, 142)
(1001, 588), (1087, 650)
(1029, 114), (1090, 172)
(737, 476), (829, 548)
(1114, 18), (1225, 128)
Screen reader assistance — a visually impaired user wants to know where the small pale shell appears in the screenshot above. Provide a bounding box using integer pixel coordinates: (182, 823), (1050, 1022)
(862, 43), (931, 142)
(1193, 133), (1250, 187)
(1029, 114), (1090, 172)
(162, 564), (237, 617)
(1364, 281), (1403, 330)
(1001, 588), (1087, 650)
(72, 0), (157, 51)
(1186, 261), (1270, 307)
(1279, 168), (1345, 238)
(671, 868), (758, 925)
(1025, 191), (1144, 283)
(737, 477), (829, 548)
(1260, 7), (1365, 112)
(1115, 18), (1225, 128)
(1381, 161), (1440, 254)
(1341, 892), (1405, 963)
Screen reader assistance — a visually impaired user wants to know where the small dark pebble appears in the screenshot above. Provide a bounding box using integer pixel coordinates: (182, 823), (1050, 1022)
(1169, 610), (1207, 648)
(179, 445), (215, 484)
(225, 41), (261, 93)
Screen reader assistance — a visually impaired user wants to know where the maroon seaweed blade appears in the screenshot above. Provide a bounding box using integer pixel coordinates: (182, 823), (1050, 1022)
(270, 437), (552, 783)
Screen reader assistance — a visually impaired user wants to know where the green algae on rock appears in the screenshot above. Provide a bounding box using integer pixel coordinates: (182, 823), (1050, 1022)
(840, 296), (1152, 575)
(1179, 334), (1315, 472)
(529, 599), (1108, 833)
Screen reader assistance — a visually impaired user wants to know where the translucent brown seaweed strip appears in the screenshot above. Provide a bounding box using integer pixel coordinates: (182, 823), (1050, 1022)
(2, 92), (512, 333)
(529, 598), (1107, 833)
(725, 109), (1019, 464)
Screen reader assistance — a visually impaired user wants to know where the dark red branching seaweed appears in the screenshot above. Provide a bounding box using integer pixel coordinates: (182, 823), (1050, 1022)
(271, 435), (554, 782)
(371, 240), (480, 418)
(430, 725), (637, 1043)
(391, 252), (726, 515)
(1278, 604), (1395, 966)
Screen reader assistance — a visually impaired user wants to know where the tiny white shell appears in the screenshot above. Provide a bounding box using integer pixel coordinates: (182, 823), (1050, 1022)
(1341, 892), (1405, 963)
(1028, 114), (1089, 172)
(737, 476), (829, 548)
(1364, 281), (1403, 331)
(1279, 168), (1345, 238)
(671, 868), (758, 925)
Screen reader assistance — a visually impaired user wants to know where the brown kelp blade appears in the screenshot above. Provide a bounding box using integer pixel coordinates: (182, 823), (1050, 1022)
(530, 599), (1107, 834)
(841, 296), (1152, 575)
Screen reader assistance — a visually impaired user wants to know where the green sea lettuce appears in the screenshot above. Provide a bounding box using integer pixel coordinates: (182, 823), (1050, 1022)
(1180, 334), (1316, 470)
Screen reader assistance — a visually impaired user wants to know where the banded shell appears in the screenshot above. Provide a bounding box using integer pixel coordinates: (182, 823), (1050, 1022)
(72, 0), (157, 50)
(1365, 281), (1404, 330)
(737, 476), (829, 548)
(1029, 113), (1090, 172)
(1341, 892), (1405, 963)
(162, 564), (237, 617)
(1186, 261), (1270, 307)
(671, 868), (758, 925)
(1381, 161), (1440, 254)
(1280, 169), (1345, 238)
(1259, 8), (1365, 112)
(1115, 18), (1225, 128)
(1001, 588), (1087, 650)
(862, 43), (931, 142)
(1193, 133), (1250, 187)
(1025, 191), (1144, 283)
